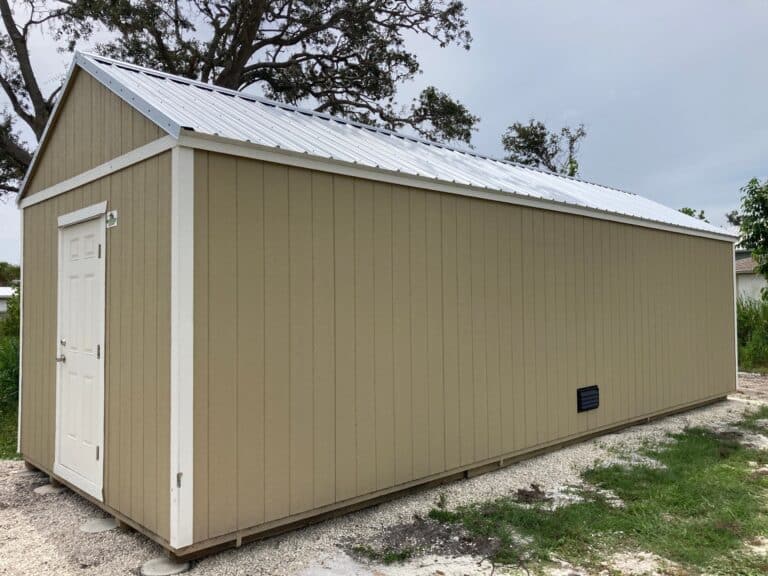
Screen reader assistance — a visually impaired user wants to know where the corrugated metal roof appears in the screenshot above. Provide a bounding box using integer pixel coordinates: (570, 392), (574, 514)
(69, 52), (734, 239)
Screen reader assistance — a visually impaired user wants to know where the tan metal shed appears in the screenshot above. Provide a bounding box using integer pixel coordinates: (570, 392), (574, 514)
(17, 52), (738, 558)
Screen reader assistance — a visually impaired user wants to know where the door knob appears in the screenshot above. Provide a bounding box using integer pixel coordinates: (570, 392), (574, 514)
(56, 355), (66, 363)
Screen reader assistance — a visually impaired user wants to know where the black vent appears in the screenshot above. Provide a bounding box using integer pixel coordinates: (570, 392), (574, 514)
(577, 386), (599, 412)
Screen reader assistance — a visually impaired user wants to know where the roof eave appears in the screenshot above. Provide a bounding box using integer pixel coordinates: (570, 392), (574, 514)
(179, 129), (739, 244)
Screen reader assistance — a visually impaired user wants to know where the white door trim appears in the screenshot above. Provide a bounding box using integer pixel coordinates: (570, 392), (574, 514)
(53, 204), (106, 502)
(170, 145), (194, 549)
(58, 201), (107, 227)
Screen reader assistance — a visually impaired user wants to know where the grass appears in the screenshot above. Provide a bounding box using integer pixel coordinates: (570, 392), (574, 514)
(428, 408), (768, 575)
(0, 401), (19, 459)
(740, 405), (768, 433)
(351, 544), (414, 565)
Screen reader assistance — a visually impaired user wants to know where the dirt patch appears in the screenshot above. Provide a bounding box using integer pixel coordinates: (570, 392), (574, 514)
(606, 551), (679, 575)
(712, 425), (768, 452)
(746, 536), (768, 556)
(514, 483), (551, 504)
(346, 515), (502, 567)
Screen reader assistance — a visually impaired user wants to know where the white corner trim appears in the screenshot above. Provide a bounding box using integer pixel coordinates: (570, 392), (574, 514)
(17, 210), (23, 453)
(20, 136), (176, 210)
(733, 244), (739, 387)
(178, 131), (737, 244)
(170, 145), (194, 549)
(57, 201), (107, 228)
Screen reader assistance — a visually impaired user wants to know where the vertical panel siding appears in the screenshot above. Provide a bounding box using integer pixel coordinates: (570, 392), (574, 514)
(193, 151), (737, 544)
(24, 69), (163, 197)
(21, 152), (172, 541)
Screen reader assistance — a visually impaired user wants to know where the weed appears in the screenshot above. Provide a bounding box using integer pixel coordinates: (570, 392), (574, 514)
(435, 491), (448, 510)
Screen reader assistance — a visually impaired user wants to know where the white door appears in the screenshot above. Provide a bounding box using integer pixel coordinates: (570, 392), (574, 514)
(54, 212), (105, 501)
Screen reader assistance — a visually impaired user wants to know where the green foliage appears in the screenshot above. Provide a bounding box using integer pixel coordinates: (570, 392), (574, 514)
(726, 210), (742, 226)
(679, 206), (709, 222)
(501, 119), (587, 176)
(0, 287), (19, 339)
(410, 86), (479, 146)
(429, 420), (768, 574)
(0, 334), (18, 405)
(739, 178), (768, 281)
(0, 261), (19, 285)
(737, 297), (768, 372)
(0, 402), (18, 459)
(0, 112), (30, 195)
(0, 285), (19, 410)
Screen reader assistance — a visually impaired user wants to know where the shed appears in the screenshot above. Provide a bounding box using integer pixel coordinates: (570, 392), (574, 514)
(17, 52), (738, 557)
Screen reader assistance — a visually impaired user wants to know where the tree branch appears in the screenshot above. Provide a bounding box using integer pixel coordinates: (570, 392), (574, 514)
(0, 0), (48, 137)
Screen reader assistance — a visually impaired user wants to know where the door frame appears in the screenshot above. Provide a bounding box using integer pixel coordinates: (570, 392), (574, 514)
(53, 201), (107, 501)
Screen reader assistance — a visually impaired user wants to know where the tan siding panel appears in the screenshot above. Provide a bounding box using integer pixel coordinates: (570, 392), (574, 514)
(426, 192), (445, 475)
(392, 186), (413, 482)
(192, 152), (736, 545)
(312, 173), (336, 506)
(354, 180), (377, 496)
(236, 158), (265, 529)
(193, 150), (210, 542)
(290, 167), (316, 513)
(264, 163), (291, 521)
(373, 182), (395, 490)
(456, 197), (475, 465)
(21, 152), (172, 542)
(207, 153), (238, 538)
(410, 190), (429, 480)
(24, 70), (162, 197)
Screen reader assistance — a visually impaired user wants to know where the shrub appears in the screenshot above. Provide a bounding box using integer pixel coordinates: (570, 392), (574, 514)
(0, 336), (19, 405)
(0, 287), (19, 407)
(737, 296), (768, 371)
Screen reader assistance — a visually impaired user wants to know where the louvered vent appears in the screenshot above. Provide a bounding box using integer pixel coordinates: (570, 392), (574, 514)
(577, 386), (599, 412)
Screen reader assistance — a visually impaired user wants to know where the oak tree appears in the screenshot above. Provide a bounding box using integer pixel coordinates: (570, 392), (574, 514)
(0, 0), (479, 196)
(502, 119), (586, 177)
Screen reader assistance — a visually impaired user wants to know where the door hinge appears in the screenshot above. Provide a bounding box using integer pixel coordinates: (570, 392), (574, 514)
(96, 446), (100, 461)
(98, 244), (102, 259)
(96, 344), (101, 359)
(176, 472), (183, 488)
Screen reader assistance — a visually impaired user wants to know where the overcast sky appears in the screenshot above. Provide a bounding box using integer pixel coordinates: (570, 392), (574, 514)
(1, 0), (766, 264)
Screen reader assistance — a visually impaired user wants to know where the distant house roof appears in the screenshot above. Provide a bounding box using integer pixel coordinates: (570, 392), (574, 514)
(21, 52), (738, 242)
(736, 255), (758, 274)
(0, 287), (14, 298)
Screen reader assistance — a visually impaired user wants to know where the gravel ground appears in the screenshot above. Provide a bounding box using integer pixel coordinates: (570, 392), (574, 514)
(734, 371), (768, 402)
(1, 376), (765, 576)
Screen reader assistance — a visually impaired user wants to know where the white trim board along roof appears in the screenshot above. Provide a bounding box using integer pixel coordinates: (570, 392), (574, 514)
(22, 51), (736, 242)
